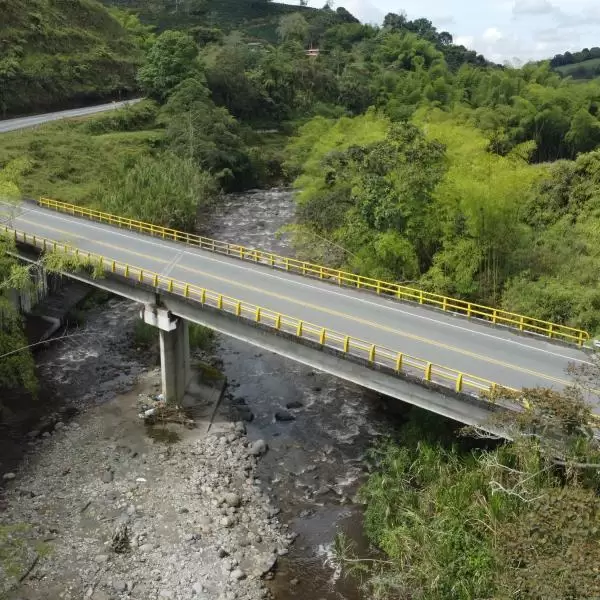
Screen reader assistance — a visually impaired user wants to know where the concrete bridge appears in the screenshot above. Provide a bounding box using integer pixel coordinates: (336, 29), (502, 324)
(0, 196), (594, 428)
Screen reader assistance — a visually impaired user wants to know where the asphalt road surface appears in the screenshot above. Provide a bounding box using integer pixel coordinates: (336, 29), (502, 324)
(0, 100), (143, 133)
(1, 200), (593, 393)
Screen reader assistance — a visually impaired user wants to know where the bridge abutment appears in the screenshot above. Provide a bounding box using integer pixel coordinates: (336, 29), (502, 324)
(141, 305), (191, 404)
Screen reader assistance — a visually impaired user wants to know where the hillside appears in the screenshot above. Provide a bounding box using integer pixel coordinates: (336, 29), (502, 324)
(555, 57), (600, 80)
(0, 0), (143, 118)
(99, 0), (358, 43)
(551, 48), (600, 80)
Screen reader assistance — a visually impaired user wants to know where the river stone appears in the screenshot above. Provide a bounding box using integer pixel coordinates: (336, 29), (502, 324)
(285, 401), (303, 410)
(220, 516), (234, 528)
(274, 410), (295, 422)
(223, 493), (241, 508)
(2, 472), (16, 481)
(192, 582), (204, 595)
(249, 440), (267, 457)
(94, 554), (109, 564)
(222, 558), (234, 572)
(237, 407), (254, 422)
(101, 468), (114, 483)
(230, 568), (246, 581)
(255, 553), (277, 577)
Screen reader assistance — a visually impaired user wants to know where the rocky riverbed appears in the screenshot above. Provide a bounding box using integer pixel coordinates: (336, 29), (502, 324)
(0, 368), (293, 600)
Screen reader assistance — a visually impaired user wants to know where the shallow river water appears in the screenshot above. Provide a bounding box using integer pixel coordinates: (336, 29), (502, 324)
(200, 189), (399, 600)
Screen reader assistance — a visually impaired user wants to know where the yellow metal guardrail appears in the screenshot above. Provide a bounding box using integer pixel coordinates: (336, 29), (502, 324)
(8, 224), (510, 400)
(38, 197), (590, 347)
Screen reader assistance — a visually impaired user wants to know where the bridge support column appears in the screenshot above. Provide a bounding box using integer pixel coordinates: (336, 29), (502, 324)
(141, 305), (191, 404)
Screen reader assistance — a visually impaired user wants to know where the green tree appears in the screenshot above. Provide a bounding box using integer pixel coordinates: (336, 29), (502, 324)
(0, 160), (37, 394)
(288, 112), (446, 279)
(418, 111), (543, 303)
(159, 77), (253, 188)
(565, 108), (600, 155)
(502, 150), (600, 332)
(202, 33), (269, 121)
(276, 13), (309, 43)
(138, 30), (199, 99)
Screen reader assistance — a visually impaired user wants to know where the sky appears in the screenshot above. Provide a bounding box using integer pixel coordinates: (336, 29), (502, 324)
(282, 0), (600, 63)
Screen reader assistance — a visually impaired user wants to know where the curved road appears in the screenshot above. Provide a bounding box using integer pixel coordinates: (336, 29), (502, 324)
(0, 200), (592, 393)
(0, 99), (143, 133)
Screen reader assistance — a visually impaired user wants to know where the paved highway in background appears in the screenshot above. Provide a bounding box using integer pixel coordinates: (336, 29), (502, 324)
(0, 99), (143, 133)
(0, 200), (592, 393)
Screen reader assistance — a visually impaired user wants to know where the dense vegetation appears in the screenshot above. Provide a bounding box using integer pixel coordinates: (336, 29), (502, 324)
(3, 0), (600, 372)
(341, 381), (600, 599)
(280, 18), (600, 333)
(6, 4), (600, 333)
(0, 0), (148, 117)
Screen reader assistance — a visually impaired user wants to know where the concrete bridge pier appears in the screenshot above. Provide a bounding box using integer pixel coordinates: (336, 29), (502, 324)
(8, 265), (49, 314)
(141, 305), (191, 404)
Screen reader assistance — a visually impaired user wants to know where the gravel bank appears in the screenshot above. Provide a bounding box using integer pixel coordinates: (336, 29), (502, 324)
(1, 371), (292, 600)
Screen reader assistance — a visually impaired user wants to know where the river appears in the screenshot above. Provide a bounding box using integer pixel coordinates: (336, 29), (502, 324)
(34, 188), (403, 599)
(198, 188), (399, 599)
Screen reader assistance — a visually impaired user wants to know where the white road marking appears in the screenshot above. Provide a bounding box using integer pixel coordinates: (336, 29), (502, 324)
(161, 250), (185, 278)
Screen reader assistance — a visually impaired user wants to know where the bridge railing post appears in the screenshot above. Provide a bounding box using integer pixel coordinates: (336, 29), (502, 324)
(424, 363), (432, 381)
(395, 353), (403, 372)
(455, 373), (463, 392)
(369, 345), (375, 363)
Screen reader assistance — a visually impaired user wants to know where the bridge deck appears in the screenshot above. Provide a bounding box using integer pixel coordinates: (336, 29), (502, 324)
(2, 200), (592, 393)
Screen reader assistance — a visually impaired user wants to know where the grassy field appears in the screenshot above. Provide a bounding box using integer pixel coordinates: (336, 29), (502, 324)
(0, 113), (163, 204)
(555, 57), (600, 79)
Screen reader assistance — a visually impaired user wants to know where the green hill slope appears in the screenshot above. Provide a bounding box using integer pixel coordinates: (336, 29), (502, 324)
(555, 57), (600, 80)
(100, 0), (356, 43)
(0, 0), (142, 118)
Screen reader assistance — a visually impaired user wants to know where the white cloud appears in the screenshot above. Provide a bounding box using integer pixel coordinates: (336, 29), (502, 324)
(281, 0), (600, 61)
(512, 0), (556, 16)
(482, 27), (504, 43)
(454, 35), (475, 48)
(433, 15), (456, 27)
(341, 0), (385, 24)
